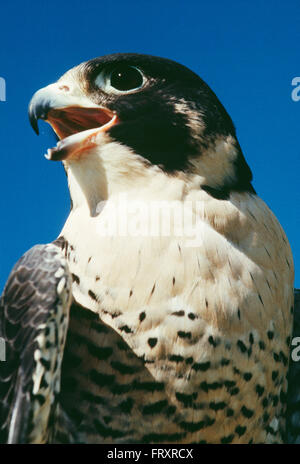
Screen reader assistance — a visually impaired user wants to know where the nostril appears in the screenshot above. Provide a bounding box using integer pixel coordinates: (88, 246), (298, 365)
(58, 85), (70, 92)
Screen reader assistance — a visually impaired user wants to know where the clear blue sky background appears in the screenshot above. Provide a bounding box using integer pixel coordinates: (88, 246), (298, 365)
(0, 0), (299, 292)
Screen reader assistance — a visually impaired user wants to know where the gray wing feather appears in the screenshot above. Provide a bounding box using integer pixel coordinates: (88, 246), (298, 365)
(0, 243), (72, 443)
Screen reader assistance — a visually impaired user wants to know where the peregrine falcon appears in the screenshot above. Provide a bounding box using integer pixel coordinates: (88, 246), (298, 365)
(0, 53), (294, 444)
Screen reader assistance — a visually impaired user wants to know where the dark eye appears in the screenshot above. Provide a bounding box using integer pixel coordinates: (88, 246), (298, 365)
(110, 66), (144, 91)
(95, 65), (145, 94)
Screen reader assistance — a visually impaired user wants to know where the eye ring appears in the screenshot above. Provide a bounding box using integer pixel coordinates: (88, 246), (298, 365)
(95, 65), (146, 94)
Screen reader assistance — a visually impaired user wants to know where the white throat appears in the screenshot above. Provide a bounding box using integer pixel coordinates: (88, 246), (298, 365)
(64, 139), (194, 216)
(63, 134), (240, 218)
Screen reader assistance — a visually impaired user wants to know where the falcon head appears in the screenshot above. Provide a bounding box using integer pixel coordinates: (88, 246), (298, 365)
(29, 53), (254, 202)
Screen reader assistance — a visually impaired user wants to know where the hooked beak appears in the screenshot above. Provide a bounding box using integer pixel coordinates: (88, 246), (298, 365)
(28, 84), (118, 161)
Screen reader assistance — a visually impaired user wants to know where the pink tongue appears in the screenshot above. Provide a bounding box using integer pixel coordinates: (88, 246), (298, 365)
(47, 107), (113, 139)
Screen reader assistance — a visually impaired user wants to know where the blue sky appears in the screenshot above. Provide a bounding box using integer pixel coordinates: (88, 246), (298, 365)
(0, 0), (299, 291)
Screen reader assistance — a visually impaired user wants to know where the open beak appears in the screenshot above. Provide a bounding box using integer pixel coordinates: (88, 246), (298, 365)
(28, 84), (118, 161)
